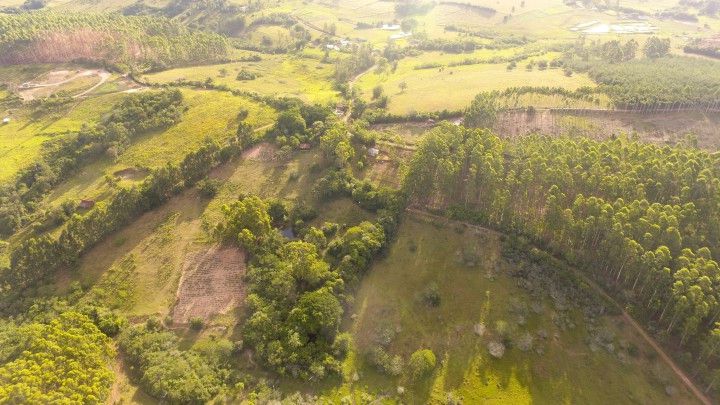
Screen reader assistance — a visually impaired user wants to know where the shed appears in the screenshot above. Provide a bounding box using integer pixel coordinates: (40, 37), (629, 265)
(78, 199), (95, 209)
(298, 143), (312, 151)
(368, 147), (380, 157)
(2, 117), (9, 124)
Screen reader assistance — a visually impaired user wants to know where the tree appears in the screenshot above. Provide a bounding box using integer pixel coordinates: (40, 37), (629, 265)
(643, 36), (671, 59)
(289, 288), (343, 339)
(274, 108), (306, 138)
(217, 196), (273, 250)
(0, 312), (114, 403)
(465, 92), (499, 129)
(372, 85), (384, 100)
(623, 39), (638, 61)
(600, 40), (624, 63)
(408, 349), (436, 380)
(399, 81), (408, 93)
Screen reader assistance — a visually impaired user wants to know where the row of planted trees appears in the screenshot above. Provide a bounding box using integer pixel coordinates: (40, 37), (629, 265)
(403, 121), (720, 392)
(0, 12), (229, 69)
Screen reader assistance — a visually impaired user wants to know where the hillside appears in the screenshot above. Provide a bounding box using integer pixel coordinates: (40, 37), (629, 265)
(0, 0), (720, 403)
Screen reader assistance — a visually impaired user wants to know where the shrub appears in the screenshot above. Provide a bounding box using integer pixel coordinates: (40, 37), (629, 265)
(421, 282), (441, 307)
(189, 317), (204, 330)
(514, 331), (534, 351)
(237, 69), (259, 81)
(408, 349), (437, 380)
(197, 178), (221, 197)
(487, 341), (506, 358)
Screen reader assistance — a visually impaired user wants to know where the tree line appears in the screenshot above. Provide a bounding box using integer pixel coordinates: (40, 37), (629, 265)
(0, 126), (249, 308)
(404, 122), (720, 393)
(0, 12), (229, 70)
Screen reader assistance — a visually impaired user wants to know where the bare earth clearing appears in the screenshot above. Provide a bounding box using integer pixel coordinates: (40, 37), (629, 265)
(15, 68), (144, 100)
(171, 245), (247, 324)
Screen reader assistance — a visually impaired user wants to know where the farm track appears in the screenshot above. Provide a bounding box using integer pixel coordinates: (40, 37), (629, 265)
(405, 207), (713, 405)
(345, 64), (377, 122)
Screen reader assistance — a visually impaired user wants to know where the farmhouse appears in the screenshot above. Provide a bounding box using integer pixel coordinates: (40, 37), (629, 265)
(298, 143), (311, 150)
(78, 199), (95, 209)
(382, 24), (401, 31)
(368, 147), (380, 157)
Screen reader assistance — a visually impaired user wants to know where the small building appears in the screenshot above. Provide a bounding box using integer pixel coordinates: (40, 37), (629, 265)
(382, 24), (401, 31)
(78, 199), (95, 209)
(368, 147), (380, 157)
(298, 143), (312, 151)
(2, 117), (10, 124)
(390, 32), (412, 40)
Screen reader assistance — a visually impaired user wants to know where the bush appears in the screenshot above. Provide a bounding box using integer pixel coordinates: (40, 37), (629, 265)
(513, 331), (534, 351)
(487, 341), (506, 358)
(197, 178), (221, 197)
(421, 282), (441, 307)
(408, 349), (436, 380)
(189, 317), (204, 330)
(237, 69), (259, 81)
(368, 346), (403, 376)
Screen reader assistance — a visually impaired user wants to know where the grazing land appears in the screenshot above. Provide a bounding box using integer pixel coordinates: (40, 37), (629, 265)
(0, 0), (719, 404)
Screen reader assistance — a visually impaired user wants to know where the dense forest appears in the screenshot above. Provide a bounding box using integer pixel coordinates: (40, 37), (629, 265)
(0, 12), (229, 69)
(404, 121), (720, 390)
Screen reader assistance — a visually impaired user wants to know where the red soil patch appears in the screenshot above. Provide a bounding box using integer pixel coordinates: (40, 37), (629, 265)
(171, 245), (247, 324)
(113, 167), (148, 180)
(241, 142), (276, 161)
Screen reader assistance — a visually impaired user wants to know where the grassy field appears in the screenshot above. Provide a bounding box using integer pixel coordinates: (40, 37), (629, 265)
(330, 213), (699, 404)
(142, 54), (339, 105)
(40, 89), (276, 212)
(355, 52), (597, 114)
(0, 92), (126, 183)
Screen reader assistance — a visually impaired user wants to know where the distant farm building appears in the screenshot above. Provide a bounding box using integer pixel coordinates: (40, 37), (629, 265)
(382, 24), (401, 31)
(368, 147), (380, 157)
(2, 117), (9, 124)
(390, 32), (412, 40)
(298, 143), (312, 150)
(78, 199), (95, 209)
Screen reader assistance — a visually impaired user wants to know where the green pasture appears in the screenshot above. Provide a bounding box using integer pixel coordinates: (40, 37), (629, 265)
(328, 213), (699, 404)
(355, 53), (596, 114)
(42, 89), (276, 212)
(142, 54), (339, 105)
(0, 92), (125, 183)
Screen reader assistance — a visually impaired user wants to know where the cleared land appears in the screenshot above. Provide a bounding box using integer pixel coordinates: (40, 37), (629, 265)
(171, 245), (247, 324)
